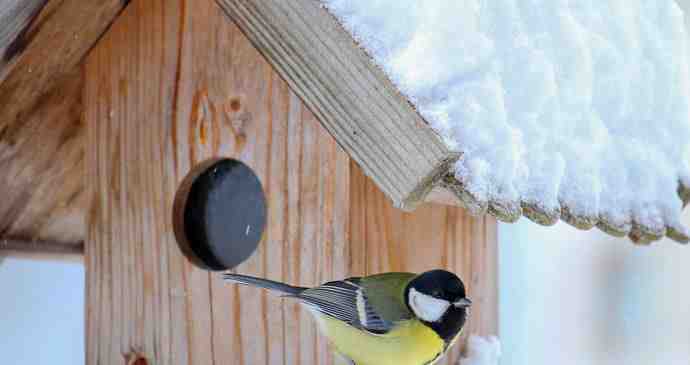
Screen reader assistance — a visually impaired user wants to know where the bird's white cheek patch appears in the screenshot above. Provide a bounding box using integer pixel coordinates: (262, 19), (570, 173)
(409, 288), (450, 323)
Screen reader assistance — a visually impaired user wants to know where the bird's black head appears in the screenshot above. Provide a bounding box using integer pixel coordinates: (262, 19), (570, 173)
(404, 269), (471, 343)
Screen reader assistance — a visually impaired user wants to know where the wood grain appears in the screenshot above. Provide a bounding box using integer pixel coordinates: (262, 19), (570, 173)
(85, 1), (497, 364)
(0, 68), (87, 244)
(85, 1), (350, 364)
(0, 0), (126, 245)
(216, 0), (460, 210)
(350, 162), (498, 365)
(0, 0), (126, 140)
(0, 237), (83, 262)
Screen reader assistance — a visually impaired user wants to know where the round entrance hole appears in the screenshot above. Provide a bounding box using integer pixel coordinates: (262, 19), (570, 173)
(173, 158), (266, 271)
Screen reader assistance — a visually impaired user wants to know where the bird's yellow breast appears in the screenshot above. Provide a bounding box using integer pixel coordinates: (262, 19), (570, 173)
(318, 315), (446, 365)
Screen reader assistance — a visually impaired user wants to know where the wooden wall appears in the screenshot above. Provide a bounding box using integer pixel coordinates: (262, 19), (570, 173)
(0, 70), (86, 244)
(0, 0), (125, 129)
(84, 1), (497, 365)
(0, 0), (127, 257)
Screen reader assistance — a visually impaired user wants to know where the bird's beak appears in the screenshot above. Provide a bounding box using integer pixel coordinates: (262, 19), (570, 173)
(454, 298), (472, 308)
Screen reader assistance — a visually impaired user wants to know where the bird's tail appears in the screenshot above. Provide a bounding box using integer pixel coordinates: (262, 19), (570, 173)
(223, 273), (307, 296)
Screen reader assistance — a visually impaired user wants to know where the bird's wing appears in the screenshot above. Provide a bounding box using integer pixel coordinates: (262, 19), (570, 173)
(359, 272), (417, 323)
(297, 273), (416, 335)
(297, 277), (399, 334)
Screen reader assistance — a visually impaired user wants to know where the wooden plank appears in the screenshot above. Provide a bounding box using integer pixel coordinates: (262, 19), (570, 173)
(84, 1), (350, 364)
(0, 0), (126, 140)
(0, 68), (87, 243)
(0, 0), (46, 64)
(350, 162), (499, 365)
(0, 237), (83, 262)
(216, 0), (460, 210)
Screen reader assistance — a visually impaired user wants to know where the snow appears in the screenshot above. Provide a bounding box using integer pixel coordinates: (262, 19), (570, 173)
(458, 335), (502, 365)
(323, 0), (690, 235)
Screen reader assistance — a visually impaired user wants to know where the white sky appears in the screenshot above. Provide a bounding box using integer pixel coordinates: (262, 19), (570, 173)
(0, 258), (84, 364)
(500, 208), (690, 365)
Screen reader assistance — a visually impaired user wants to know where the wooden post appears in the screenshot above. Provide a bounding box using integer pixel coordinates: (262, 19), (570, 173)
(84, 1), (497, 364)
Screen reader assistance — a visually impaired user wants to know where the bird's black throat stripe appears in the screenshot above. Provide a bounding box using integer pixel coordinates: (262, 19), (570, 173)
(413, 305), (468, 365)
(425, 305), (468, 344)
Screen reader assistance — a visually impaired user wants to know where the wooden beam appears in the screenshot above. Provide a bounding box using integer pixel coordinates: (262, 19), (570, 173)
(85, 1), (351, 363)
(0, 237), (83, 262)
(0, 0), (127, 137)
(216, 0), (460, 210)
(0, 68), (87, 243)
(84, 2), (498, 364)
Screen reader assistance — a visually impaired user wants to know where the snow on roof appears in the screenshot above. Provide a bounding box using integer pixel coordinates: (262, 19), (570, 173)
(324, 0), (690, 244)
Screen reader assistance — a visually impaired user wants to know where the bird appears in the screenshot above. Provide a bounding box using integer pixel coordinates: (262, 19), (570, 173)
(223, 269), (472, 365)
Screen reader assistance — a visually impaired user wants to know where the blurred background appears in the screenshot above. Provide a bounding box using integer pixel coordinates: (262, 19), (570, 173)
(500, 209), (690, 365)
(0, 259), (84, 363)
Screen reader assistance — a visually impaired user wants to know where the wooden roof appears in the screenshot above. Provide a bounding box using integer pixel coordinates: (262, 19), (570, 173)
(216, 1), (690, 244)
(0, 0), (126, 254)
(0, 0), (688, 246)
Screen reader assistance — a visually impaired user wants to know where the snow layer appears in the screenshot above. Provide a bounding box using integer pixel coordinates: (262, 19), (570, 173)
(458, 335), (502, 365)
(324, 0), (690, 234)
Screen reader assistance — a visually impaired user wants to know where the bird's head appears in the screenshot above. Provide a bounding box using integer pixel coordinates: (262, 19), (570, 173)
(404, 269), (471, 342)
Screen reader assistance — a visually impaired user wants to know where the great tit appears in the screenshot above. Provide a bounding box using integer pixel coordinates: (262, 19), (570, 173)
(223, 269), (472, 365)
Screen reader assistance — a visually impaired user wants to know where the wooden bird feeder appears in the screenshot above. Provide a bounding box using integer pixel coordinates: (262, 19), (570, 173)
(0, 1), (496, 364)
